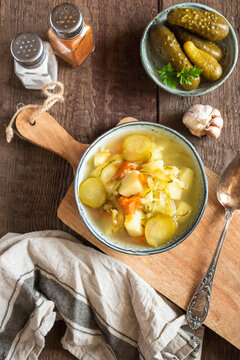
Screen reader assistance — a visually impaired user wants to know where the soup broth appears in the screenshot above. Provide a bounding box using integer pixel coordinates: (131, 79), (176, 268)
(79, 128), (202, 249)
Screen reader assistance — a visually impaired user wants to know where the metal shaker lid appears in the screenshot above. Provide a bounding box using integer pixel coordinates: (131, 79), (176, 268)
(50, 3), (84, 39)
(10, 33), (45, 68)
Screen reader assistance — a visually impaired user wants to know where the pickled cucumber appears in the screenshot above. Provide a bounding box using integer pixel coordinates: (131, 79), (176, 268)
(145, 215), (176, 247)
(167, 8), (229, 41)
(183, 41), (222, 81)
(79, 177), (106, 208)
(150, 25), (200, 90)
(122, 134), (151, 161)
(170, 25), (222, 62)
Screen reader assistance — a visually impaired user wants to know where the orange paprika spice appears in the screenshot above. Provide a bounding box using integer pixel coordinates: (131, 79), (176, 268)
(48, 3), (94, 67)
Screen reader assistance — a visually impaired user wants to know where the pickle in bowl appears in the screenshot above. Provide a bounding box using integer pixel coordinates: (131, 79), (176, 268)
(140, 3), (238, 96)
(167, 8), (229, 41)
(170, 25), (223, 62)
(150, 24), (200, 90)
(183, 41), (223, 81)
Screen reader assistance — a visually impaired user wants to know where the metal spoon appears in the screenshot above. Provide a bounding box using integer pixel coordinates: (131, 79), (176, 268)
(187, 153), (240, 329)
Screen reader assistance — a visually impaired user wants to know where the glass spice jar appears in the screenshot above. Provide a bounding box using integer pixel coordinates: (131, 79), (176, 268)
(48, 3), (94, 67)
(10, 33), (58, 90)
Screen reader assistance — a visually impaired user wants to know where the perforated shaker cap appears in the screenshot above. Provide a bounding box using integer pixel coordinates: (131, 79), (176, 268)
(50, 3), (84, 39)
(10, 33), (45, 68)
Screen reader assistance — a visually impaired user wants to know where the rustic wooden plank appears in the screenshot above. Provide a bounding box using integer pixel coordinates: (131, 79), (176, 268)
(0, 0), (157, 238)
(40, 321), (76, 360)
(157, 0), (240, 357)
(0, 0), (74, 237)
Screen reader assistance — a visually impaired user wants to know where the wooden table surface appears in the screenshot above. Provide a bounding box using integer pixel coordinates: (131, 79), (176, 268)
(0, 0), (239, 359)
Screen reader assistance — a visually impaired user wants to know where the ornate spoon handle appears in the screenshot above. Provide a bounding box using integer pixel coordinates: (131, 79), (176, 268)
(186, 209), (233, 329)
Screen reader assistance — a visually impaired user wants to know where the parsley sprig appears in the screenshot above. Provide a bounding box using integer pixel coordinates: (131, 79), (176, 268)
(157, 63), (177, 88)
(157, 63), (203, 89)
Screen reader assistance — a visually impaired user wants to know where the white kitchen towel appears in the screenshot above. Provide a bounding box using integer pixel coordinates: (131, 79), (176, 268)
(0, 230), (204, 360)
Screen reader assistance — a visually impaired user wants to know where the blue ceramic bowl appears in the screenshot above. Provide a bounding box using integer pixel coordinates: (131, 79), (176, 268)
(140, 3), (238, 96)
(74, 122), (208, 255)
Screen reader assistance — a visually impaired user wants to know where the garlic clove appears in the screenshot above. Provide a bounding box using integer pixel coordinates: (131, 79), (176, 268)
(210, 116), (223, 129)
(182, 104), (223, 140)
(211, 108), (221, 118)
(205, 126), (222, 139)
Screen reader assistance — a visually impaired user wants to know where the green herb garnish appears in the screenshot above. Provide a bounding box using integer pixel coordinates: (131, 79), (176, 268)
(177, 65), (203, 85)
(157, 63), (203, 88)
(157, 63), (178, 88)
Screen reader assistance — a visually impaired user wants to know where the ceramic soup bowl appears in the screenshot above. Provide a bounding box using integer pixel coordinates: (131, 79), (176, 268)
(74, 122), (208, 255)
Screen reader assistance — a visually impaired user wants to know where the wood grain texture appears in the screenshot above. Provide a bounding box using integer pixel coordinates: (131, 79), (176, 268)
(0, 0), (239, 358)
(16, 109), (88, 169)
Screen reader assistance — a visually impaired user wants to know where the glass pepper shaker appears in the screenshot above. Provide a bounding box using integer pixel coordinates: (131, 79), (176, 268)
(48, 3), (94, 67)
(10, 33), (58, 90)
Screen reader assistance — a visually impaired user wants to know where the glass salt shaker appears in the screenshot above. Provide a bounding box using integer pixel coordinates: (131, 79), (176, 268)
(48, 3), (94, 67)
(10, 33), (58, 90)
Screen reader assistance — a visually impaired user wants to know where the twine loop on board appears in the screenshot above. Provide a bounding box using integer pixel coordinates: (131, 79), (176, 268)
(6, 81), (64, 143)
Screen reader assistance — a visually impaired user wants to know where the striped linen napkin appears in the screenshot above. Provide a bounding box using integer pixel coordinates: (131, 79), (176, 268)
(0, 230), (204, 360)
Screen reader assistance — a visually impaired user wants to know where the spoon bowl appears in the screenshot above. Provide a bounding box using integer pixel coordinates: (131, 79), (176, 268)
(217, 154), (240, 210)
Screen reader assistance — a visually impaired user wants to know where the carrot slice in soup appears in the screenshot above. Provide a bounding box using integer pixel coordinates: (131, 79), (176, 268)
(118, 195), (142, 215)
(115, 161), (139, 179)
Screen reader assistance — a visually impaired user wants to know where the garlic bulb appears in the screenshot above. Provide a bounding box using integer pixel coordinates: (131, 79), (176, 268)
(182, 104), (223, 139)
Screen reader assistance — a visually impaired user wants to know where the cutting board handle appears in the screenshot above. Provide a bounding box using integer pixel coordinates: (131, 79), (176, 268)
(15, 108), (137, 170)
(16, 108), (87, 170)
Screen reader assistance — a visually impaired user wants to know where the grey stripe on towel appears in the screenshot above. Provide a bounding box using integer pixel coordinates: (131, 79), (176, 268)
(0, 231), (204, 360)
(0, 269), (138, 360)
(0, 276), (37, 359)
(36, 270), (139, 360)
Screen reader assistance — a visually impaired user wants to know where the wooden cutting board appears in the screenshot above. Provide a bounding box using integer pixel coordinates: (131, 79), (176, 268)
(15, 110), (240, 349)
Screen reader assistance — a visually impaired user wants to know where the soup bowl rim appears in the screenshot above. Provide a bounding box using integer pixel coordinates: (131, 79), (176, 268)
(74, 121), (208, 255)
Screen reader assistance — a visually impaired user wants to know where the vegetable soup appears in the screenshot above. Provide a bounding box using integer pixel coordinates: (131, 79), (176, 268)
(78, 129), (202, 249)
